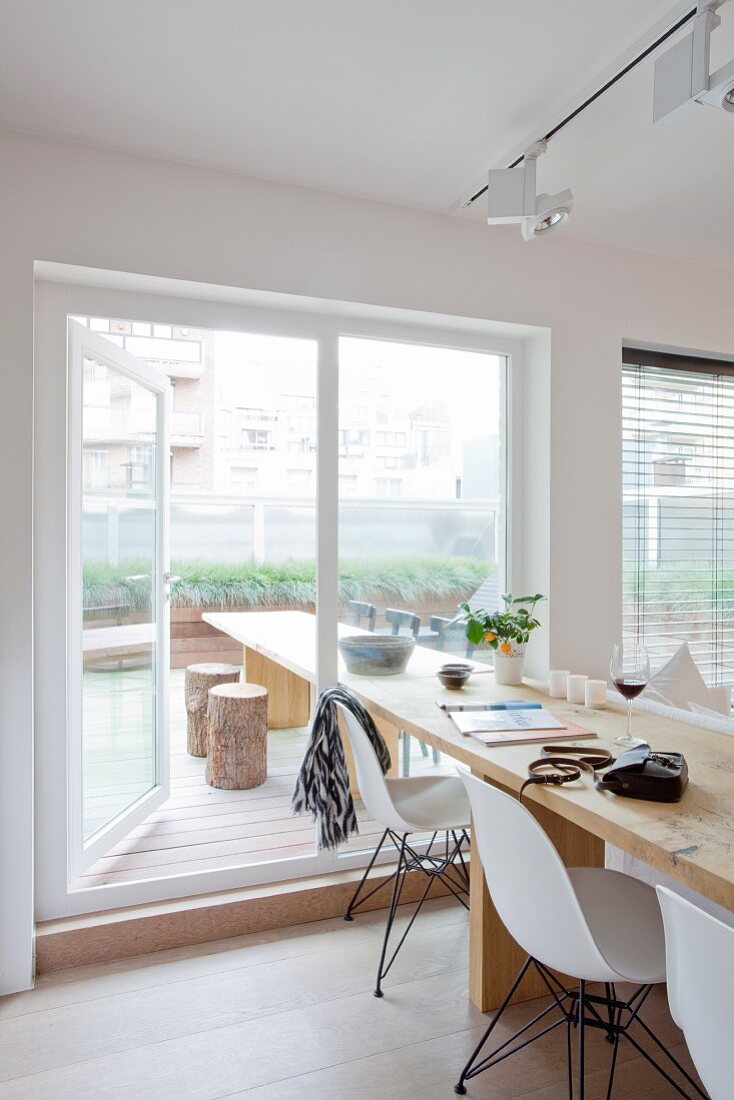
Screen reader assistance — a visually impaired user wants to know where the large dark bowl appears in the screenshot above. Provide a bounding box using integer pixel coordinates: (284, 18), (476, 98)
(339, 634), (415, 676)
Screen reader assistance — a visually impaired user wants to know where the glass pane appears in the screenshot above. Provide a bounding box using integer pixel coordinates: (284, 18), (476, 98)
(81, 355), (158, 842)
(338, 336), (505, 853)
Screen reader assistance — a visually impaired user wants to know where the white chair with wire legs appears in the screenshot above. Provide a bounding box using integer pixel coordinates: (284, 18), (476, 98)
(337, 704), (470, 997)
(454, 772), (706, 1100)
(656, 886), (734, 1100)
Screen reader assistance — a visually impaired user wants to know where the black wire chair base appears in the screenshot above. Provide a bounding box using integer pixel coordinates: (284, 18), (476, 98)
(344, 827), (470, 996)
(454, 957), (707, 1099)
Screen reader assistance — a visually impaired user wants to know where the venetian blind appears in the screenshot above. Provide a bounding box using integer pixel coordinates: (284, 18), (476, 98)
(622, 350), (734, 686)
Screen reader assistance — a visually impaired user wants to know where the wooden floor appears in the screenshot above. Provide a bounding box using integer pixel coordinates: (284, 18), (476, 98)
(82, 669), (455, 887)
(0, 899), (701, 1098)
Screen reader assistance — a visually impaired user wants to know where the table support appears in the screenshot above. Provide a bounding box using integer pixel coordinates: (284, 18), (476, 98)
(243, 645), (311, 729)
(468, 772), (604, 1012)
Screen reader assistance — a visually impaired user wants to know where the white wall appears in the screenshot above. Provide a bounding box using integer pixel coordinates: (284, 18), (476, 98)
(1, 127), (733, 992)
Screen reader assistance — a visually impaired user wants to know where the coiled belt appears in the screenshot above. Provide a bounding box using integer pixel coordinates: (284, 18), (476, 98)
(519, 746), (615, 801)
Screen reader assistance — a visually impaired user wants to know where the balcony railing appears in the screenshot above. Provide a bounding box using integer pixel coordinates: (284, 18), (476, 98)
(82, 491), (499, 567)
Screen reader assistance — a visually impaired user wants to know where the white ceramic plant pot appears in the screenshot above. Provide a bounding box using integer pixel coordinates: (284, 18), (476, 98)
(493, 649), (526, 686)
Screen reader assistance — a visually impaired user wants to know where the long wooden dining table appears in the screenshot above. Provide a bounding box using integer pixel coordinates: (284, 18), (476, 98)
(205, 610), (734, 1012)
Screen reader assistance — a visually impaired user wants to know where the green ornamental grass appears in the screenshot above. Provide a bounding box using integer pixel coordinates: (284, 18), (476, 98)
(83, 556), (493, 611)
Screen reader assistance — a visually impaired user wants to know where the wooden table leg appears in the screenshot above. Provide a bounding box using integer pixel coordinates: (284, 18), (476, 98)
(242, 646), (311, 729)
(469, 773), (604, 1012)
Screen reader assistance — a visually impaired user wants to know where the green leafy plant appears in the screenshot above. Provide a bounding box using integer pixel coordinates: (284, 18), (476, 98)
(461, 592), (545, 653)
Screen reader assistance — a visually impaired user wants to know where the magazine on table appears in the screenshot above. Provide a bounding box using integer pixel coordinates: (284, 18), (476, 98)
(437, 699), (597, 747)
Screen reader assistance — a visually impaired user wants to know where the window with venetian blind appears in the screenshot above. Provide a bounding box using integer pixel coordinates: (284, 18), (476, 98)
(623, 348), (734, 686)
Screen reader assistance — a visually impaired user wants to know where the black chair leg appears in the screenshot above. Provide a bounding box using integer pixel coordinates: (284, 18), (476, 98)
(344, 829), (391, 921)
(454, 957), (535, 1094)
(374, 834), (408, 997)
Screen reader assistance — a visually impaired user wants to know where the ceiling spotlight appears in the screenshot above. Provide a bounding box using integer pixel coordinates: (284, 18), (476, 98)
(654, 0), (734, 122)
(487, 140), (573, 241)
(522, 196), (572, 240)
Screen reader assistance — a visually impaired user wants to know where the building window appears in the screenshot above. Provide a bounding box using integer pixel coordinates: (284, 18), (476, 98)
(241, 428), (272, 449)
(623, 350), (734, 685)
(83, 449), (108, 489)
(338, 428), (369, 446)
(376, 430), (406, 447)
(128, 444), (152, 490)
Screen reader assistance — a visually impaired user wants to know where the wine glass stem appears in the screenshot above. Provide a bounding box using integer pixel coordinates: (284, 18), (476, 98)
(627, 699), (632, 741)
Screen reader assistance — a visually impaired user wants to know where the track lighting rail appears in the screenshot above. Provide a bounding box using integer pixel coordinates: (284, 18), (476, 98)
(464, 6), (698, 208)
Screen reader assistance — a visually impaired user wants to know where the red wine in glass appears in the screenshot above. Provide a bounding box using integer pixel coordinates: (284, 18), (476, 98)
(612, 678), (647, 701)
(610, 644), (649, 747)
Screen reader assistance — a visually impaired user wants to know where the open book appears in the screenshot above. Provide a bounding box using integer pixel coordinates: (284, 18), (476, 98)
(437, 699), (597, 747)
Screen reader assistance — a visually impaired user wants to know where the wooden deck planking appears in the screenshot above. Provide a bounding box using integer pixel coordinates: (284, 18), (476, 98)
(81, 668), (448, 888)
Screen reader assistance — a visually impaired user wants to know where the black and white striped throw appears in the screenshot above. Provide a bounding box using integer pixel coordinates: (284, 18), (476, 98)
(291, 686), (392, 850)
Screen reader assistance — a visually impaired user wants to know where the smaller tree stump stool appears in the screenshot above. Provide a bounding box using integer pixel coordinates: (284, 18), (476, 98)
(206, 683), (268, 790)
(185, 663), (240, 757)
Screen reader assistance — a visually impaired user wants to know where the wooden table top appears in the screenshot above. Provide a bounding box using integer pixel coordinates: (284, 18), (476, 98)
(203, 609), (487, 683)
(203, 610), (734, 911)
(350, 672), (734, 911)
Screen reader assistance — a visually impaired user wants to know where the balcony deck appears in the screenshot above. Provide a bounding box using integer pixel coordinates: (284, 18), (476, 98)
(80, 668), (456, 888)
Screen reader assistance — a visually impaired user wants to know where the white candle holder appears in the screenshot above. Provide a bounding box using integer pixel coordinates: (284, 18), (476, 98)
(548, 669), (571, 698)
(567, 674), (588, 705)
(585, 679), (608, 708)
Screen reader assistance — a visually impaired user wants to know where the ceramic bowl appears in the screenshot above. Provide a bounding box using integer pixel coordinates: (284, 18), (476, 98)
(338, 634), (415, 676)
(436, 662), (473, 690)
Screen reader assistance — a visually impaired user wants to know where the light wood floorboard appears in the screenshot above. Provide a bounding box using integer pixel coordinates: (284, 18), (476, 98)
(1, 900), (702, 1099)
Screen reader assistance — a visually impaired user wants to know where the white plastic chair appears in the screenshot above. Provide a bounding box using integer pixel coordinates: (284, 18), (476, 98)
(455, 772), (706, 1099)
(657, 886), (734, 1100)
(337, 703), (470, 997)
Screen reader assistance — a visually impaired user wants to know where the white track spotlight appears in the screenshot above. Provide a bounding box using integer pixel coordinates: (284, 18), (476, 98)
(654, 0), (734, 122)
(487, 140), (573, 240)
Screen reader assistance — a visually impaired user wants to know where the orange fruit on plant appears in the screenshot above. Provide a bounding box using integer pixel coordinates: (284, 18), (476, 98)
(484, 631), (497, 643)
(499, 641), (512, 654)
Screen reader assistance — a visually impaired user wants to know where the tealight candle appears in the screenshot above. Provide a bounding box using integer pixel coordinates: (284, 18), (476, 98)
(566, 674), (588, 705)
(548, 669), (571, 698)
(585, 679), (608, 708)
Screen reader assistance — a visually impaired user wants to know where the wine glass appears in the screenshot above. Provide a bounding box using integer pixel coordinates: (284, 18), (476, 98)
(610, 642), (649, 748)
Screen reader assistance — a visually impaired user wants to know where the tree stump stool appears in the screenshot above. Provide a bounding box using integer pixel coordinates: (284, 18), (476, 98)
(185, 663), (240, 757)
(206, 683), (268, 790)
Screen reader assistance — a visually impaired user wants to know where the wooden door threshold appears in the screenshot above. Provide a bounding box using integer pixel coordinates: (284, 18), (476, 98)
(35, 861), (468, 974)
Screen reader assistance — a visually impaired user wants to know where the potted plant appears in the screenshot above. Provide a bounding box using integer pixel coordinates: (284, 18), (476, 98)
(460, 592), (545, 686)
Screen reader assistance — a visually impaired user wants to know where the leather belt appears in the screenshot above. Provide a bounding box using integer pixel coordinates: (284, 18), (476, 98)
(519, 746), (615, 801)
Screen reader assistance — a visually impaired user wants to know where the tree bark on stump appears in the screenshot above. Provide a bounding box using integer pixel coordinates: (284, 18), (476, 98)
(206, 683), (268, 789)
(185, 663), (240, 757)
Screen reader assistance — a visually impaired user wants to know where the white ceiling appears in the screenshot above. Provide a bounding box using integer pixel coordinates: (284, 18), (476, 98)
(2, 1), (733, 267)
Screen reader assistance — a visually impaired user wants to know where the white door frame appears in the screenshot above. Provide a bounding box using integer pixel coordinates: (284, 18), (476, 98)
(34, 277), (525, 919)
(67, 322), (171, 879)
